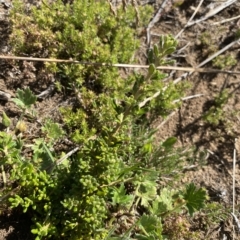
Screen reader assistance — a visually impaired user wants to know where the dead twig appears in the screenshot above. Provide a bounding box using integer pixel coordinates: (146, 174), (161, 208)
(44, 146), (80, 173)
(172, 93), (204, 103)
(233, 139), (237, 214)
(156, 110), (176, 130)
(55, 146), (80, 166)
(0, 186), (20, 202)
(231, 213), (240, 233)
(187, 0), (237, 27)
(146, 0), (173, 47)
(0, 55), (240, 74)
(232, 139), (238, 237)
(0, 90), (11, 101)
(156, 93), (204, 130)
(37, 84), (55, 99)
(212, 14), (240, 25)
(175, 0), (204, 39)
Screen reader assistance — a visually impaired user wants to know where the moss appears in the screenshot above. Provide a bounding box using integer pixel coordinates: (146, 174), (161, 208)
(212, 54), (237, 69)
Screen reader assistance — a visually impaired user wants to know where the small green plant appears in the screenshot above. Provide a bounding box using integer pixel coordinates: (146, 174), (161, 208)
(212, 54), (237, 69)
(203, 89), (230, 125)
(199, 202), (229, 228)
(200, 32), (212, 46)
(12, 87), (37, 112)
(199, 31), (218, 56)
(11, 87), (37, 133)
(107, 183), (207, 239)
(1, 111), (11, 127)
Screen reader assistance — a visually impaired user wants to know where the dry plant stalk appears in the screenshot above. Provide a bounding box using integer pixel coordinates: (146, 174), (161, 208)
(0, 55), (239, 74)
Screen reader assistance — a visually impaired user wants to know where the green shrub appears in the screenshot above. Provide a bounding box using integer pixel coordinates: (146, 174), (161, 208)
(2, 1), (209, 239)
(10, 0), (152, 88)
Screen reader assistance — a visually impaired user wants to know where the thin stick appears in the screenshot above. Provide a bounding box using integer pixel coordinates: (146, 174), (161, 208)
(231, 213), (240, 232)
(172, 93), (204, 103)
(47, 135), (97, 171)
(55, 146), (80, 166)
(0, 55), (240, 74)
(156, 94), (203, 130)
(44, 146), (80, 173)
(198, 39), (239, 69)
(156, 111), (176, 130)
(1, 165), (6, 188)
(187, 0), (237, 27)
(146, 0), (173, 47)
(233, 139), (236, 212)
(37, 84), (55, 99)
(175, 0), (204, 39)
(212, 14), (240, 25)
(232, 138), (237, 236)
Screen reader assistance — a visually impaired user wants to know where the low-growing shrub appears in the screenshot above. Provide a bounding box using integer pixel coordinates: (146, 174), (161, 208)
(0, 0), (209, 239)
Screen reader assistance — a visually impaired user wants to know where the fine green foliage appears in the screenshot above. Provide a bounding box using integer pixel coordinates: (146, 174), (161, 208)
(213, 54), (237, 69)
(203, 89), (230, 125)
(2, 1), (210, 239)
(199, 202), (229, 226)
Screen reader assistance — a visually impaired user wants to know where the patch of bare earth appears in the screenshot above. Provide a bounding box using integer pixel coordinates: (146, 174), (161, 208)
(151, 0), (240, 239)
(0, 0), (240, 239)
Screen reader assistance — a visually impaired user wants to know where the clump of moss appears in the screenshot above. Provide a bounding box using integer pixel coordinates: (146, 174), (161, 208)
(199, 31), (218, 56)
(163, 213), (201, 240)
(213, 54), (237, 69)
(10, 0), (153, 92)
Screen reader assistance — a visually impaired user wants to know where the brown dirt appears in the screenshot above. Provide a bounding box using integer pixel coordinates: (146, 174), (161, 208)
(151, 1), (240, 239)
(0, 0), (240, 239)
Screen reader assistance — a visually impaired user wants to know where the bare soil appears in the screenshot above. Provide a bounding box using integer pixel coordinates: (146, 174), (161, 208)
(0, 0), (240, 239)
